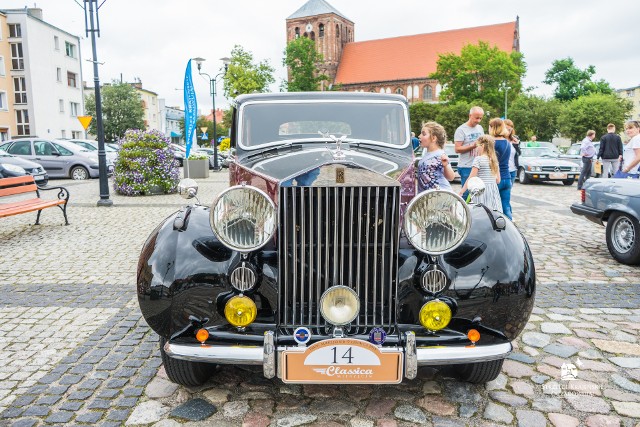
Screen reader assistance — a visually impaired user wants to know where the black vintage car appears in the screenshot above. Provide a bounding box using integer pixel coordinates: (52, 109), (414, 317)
(137, 92), (535, 387)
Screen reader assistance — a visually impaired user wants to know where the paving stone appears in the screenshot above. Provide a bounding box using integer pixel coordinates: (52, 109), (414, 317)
(531, 374), (549, 384)
(541, 322), (572, 334)
(565, 394), (611, 413)
(603, 388), (640, 403)
(548, 413), (579, 427)
(521, 332), (551, 348)
(44, 411), (74, 424)
(609, 357), (640, 368)
(485, 374), (507, 391)
(592, 339), (640, 356)
(511, 381), (535, 397)
(125, 400), (169, 425)
(507, 352), (536, 364)
(585, 414), (622, 427)
(543, 343), (579, 358)
(502, 360), (535, 378)
(76, 411), (105, 423)
(309, 399), (358, 415)
(146, 377), (179, 399)
(458, 403), (477, 418)
(611, 374), (640, 393)
(22, 405), (50, 417)
(59, 400), (83, 411)
(170, 398), (217, 422)
(483, 402), (513, 424)
(393, 405), (427, 424)
(275, 413), (317, 427)
(611, 401), (640, 418)
(532, 397), (562, 412)
(223, 400), (250, 418)
(8, 419), (38, 427)
(489, 391), (528, 407)
(515, 409), (546, 427)
(417, 395), (455, 416)
(364, 399), (395, 418)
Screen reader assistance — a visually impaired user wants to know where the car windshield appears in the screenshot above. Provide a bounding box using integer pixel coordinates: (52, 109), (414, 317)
(0, 149), (10, 157)
(240, 101), (408, 148)
(566, 145), (581, 155)
(521, 147), (558, 157)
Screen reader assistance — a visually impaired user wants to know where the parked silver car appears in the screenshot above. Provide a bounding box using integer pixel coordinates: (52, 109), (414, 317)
(0, 138), (113, 180)
(558, 143), (602, 177)
(571, 178), (640, 265)
(66, 139), (119, 163)
(517, 147), (580, 185)
(0, 149), (48, 184)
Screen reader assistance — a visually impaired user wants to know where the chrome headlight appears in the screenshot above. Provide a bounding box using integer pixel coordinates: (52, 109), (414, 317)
(210, 185), (277, 252)
(572, 166), (579, 172)
(403, 190), (471, 255)
(1, 163), (25, 174)
(320, 286), (359, 326)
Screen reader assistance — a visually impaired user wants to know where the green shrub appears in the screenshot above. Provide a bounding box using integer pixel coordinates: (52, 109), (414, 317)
(187, 152), (208, 160)
(113, 129), (180, 196)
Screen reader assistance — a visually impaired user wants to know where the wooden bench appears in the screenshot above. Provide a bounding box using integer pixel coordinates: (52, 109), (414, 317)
(0, 176), (69, 225)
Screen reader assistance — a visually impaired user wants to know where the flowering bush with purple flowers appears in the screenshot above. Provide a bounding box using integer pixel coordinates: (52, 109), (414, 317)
(113, 129), (180, 196)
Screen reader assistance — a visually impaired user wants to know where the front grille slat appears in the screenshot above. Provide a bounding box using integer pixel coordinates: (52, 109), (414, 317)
(278, 185), (399, 329)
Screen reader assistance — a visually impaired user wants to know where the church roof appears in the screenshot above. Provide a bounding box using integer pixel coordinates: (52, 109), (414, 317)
(335, 21), (517, 85)
(287, 0), (351, 22)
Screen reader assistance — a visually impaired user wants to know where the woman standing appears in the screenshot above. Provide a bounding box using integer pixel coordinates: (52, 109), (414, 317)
(504, 119), (520, 184)
(621, 120), (640, 178)
(488, 118), (513, 219)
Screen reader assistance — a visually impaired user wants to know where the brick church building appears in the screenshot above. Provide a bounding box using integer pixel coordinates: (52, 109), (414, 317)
(286, 0), (520, 103)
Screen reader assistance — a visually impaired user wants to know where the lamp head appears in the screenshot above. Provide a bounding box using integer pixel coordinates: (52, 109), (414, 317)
(193, 57), (206, 71)
(221, 57), (231, 72)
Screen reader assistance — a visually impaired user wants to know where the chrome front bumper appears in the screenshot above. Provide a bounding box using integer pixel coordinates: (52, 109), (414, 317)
(163, 331), (512, 381)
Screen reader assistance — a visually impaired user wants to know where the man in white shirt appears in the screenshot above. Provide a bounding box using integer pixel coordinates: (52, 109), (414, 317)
(454, 106), (484, 197)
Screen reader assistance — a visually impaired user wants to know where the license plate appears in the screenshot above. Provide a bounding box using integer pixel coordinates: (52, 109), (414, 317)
(282, 338), (403, 384)
(34, 176), (44, 181)
(550, 172), (567, 179)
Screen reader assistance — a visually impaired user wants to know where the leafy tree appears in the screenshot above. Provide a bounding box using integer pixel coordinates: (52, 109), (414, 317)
(179, 114), (228, 147)
(508, 94), (562, 141)
(223, 45), (275, 98)
(543, 58), (614, 101)
(430, 42), (526, 114)
(282, 37), (329, 92)
(434, 101), (492, 142)
(84, 81), (145, 141)
(557, 93), (632, 142)
(409, 102), (442, 135)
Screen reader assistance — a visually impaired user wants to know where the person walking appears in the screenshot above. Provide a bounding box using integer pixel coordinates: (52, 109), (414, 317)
(458, 134), (502, 212)
(504, 119), (520, 184)
(598, 123), (623, 177)
(417, 122), (455, 192)
(577, 130), (596, 190)
(620, 120), (640, 178)
(411, 132), (420, 152)
(454, 106), (484, 198)
(488, 118), (513, 219)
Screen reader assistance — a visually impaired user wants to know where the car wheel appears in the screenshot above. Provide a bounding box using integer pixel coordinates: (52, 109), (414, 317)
(606, 212), (640, 265)
(70, 166), (90, 180)
(562, 179), (575, 186)
(518, 168), (530, 184)
(456, 358), (504, 383)
(159, 337), (215, 386)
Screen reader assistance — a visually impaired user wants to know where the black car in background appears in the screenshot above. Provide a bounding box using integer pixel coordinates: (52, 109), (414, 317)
(0, 149), (48, 185)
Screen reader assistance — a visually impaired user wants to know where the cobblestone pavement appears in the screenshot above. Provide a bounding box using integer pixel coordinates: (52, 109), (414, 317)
(1, 174), (639, 426)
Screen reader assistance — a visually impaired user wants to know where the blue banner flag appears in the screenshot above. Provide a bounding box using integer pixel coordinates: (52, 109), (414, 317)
(183, 59), (197, 158)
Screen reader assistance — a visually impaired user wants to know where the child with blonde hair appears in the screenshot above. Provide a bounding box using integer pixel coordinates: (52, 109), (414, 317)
(417, 121), (455, 192)
(458, 134), (502, 212)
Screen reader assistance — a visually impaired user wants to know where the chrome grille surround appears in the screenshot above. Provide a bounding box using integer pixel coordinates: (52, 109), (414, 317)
(542, 166), (571, 172)
(230, 263), (257, 292)
(278, 185), (400, 333)
(421, 267), (449, 295)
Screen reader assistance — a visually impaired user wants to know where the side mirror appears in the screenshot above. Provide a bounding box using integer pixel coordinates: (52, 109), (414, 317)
(177, 178), (199, 200)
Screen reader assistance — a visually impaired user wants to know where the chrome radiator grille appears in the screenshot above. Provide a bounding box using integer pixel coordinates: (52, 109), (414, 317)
(278, 186), (400, 331)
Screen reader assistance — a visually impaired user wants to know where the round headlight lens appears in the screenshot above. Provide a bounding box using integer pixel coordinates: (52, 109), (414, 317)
(210, 186), (277, 252)
(224, 296), (257, 327)
(320, 286), (359, 326)
(419, 300), (452, 331)
(403, 190), (471, 255)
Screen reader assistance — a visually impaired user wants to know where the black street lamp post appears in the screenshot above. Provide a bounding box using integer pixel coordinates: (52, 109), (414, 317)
(82, 0), (112, 207)
(193, 57), (230, 170)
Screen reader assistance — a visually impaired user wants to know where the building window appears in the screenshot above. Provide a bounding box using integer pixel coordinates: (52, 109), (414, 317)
(319, 24), (324, 38)
(9, 24), (21, 38)
(16, 110), (29, 136)
(10, 43), (24, 70)
(67, 72), (77, 88)
(72, 130), (82, 139)
(65, 41), (76, 58)
(61, 130), (66, 138)
(141, 100), (147, 109)
(310, 31), (315, 41)
(336, 24), (340, 38)
(0, 56), (5, 76)
(54, 36), (60, 50)
(70, 102), (79, 117)
(0, 91), (7, 110)
(13, 77), (27, 104)
(395, 88), (404, 95)
(59, 99), (64, 112)
(294, 27), (300, 38)
(57, 67), (62, 82)
(423, 85), (433, 100)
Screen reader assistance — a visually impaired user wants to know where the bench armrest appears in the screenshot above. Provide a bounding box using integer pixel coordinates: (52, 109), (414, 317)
(37, 185), (70, 204)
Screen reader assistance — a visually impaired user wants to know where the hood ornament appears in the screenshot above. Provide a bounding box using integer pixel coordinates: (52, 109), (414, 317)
(319, 131), (347, 160)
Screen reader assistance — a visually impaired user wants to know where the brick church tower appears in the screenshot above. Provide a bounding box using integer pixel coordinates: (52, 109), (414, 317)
(286, 0), (354, 89)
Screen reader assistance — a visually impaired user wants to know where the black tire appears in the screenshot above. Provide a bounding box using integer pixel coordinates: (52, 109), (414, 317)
(606, 212), (640, 265)
(70, 166), (89, 180)
(562, 179), (575, 186)
(457, 358), (504, 383)
(159, 337), (215, 386)
(518, 168), (530, 184)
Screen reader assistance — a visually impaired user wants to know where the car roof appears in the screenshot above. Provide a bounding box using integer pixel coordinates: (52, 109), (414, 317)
(233, 91), (408, 107)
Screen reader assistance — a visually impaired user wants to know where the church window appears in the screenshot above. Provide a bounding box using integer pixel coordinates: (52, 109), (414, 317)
(295, 27), (300, 38)
(336, 24), (340, 38)
(310, 31), (316, 41)
(319, 24), (324, 38)
(423, 85), (433, 100)
(395, 88), (404, 95)
(406, 86), (412, 99)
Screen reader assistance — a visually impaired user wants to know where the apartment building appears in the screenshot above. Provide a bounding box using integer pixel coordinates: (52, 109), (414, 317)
(2, 7), (84, 139)
(617, 85), (640, 122)
(131, 78), (161, 132)
(159, 98), (184, 144)
(0, 12), (16, 141)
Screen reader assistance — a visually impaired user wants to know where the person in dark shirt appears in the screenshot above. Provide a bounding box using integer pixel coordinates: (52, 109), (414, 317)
(411, 132), (420, 152)
(598, 123), (623, 177)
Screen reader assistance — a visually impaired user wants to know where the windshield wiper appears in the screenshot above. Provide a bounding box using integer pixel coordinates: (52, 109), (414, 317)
(246, 142), (304, 159)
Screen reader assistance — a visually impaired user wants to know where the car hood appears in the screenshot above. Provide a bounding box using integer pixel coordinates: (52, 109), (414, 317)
(239, 146), (412, 183)
(0, 155), (43, 169)
(519, 157), (577, 167)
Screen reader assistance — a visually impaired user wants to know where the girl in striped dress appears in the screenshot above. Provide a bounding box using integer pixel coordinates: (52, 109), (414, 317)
(458, 134), (502, 212)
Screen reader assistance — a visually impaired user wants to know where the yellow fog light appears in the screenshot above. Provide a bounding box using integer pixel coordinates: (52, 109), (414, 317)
(224, 296), (257, 327)
(320, 286), (359, 326)
(419, 300), (452, 331)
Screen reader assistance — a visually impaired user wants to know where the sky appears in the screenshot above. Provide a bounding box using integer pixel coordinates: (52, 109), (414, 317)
(4, 0), (638, 113)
